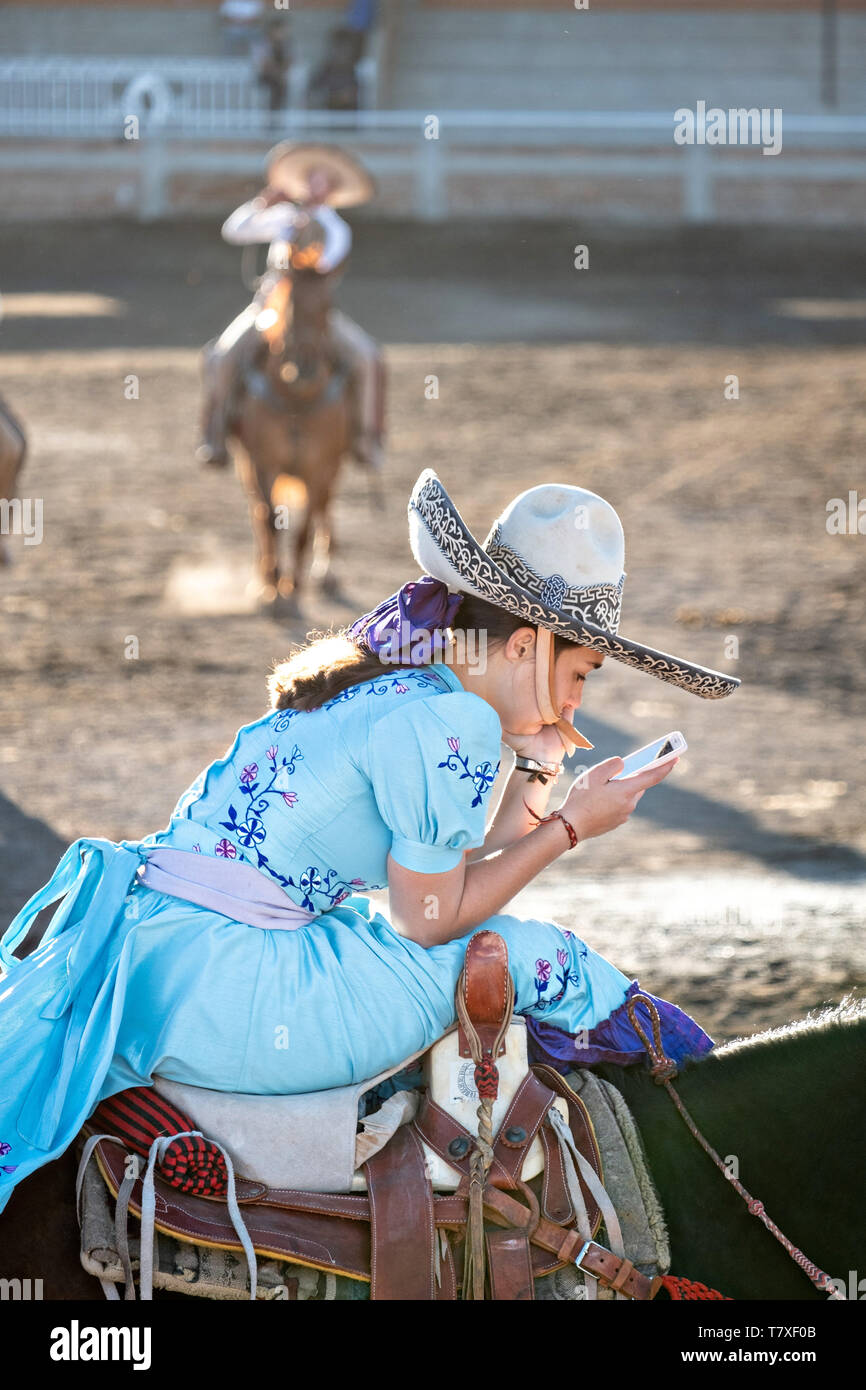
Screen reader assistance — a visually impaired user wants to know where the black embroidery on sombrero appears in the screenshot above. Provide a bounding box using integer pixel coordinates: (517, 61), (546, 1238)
(484, 533), (625, 631)
(412, 477), (575, 626)
(413, 475), (627, 635)
(410, 474), (738, 701)
(568, 632), (735, 699)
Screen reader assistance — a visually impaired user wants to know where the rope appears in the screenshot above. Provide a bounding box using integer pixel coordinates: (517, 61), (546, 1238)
(455, 958), (515, 1301)
(662, 1274), (732, 1300)
(76, 1132), (129, 1300)
(626, 994), (845, 1301)
(139, 1132), (258, 1302)
(76, 1130), (258, 1301)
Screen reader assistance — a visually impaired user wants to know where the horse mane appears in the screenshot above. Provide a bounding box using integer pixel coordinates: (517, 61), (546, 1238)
(711, 990), (866, 1060)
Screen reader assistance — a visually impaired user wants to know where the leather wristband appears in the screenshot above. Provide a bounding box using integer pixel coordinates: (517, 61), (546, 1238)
(523, 799), (580, 850)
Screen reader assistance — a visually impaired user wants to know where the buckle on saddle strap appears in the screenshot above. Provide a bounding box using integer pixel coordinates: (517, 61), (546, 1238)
(574, 1238), (663, 1301)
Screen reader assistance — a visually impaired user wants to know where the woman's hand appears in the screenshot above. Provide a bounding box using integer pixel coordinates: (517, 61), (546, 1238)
(561, 755), (678, 842)
(501, 722), (569, 766)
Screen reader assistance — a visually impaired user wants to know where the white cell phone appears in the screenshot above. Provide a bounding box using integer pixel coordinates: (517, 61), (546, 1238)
(611, 730), (687, 781)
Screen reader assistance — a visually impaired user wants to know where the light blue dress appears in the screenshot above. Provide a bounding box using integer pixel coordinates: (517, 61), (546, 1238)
(0, 661), (632, 1212)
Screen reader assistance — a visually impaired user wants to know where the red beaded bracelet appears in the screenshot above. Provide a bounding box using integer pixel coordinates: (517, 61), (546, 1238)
(523, 799), (580, 850)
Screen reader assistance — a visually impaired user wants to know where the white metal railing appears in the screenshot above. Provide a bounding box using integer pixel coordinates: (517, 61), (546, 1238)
(0, 61), (864, 222)
(0, 56), (382, 133)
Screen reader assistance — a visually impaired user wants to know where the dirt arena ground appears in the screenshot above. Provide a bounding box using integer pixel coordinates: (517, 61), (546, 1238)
(1, 217), (864, 1045)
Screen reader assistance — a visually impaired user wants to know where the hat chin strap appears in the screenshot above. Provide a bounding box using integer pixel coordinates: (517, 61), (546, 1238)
(534, 626), (594, 752)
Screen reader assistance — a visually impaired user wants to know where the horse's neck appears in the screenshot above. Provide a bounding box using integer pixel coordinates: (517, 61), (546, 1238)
(607, 1023), (863, 1297)
(261, 278), (293, 354)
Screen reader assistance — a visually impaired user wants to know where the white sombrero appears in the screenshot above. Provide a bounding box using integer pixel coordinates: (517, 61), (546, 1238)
(408, 470), (739, 750)
(265, 141), (375, 208)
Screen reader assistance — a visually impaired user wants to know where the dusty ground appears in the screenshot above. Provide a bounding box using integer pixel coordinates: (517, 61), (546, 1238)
(0, 218), (864, 1044)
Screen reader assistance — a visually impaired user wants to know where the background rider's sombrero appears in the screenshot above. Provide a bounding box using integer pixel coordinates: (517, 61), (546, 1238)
(265, 141), (376, 208)
(407, 469), (740, 750)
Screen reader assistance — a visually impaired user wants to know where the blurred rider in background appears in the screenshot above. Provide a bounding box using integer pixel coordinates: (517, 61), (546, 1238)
(197, 143), (384, 472)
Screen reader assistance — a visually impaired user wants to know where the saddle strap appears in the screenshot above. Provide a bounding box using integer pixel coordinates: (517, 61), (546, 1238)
(365, 1124), (437, 1301)
(482, 1185), (662, 1301)
(414, 1071), (553, 1190)
(532, 1064), (604, 1224)
(485, 1229), (535, 1301)
(413, 1069), (601, 1236)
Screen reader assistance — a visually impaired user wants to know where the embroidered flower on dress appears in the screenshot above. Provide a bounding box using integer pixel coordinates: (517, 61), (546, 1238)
(281, 792), (298, 806)
(437, 740), (500, 809)
(237, 816), (266, 847)
(266, 745), (279, 763)
(299, 867), (324, 897)
(550, 949), (573, 1006)
(272, 708), (300, 733)
(472, 761), (497, 798)
(323, 668), (448, 708)
(533, 958), (552, 1009)
(192, 844), (201, 853)
(215, 839), (237, 859)
(240, 764), (259, 786)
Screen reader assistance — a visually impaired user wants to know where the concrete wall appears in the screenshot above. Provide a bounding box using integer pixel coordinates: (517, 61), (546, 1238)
(389, 7), (865, 113)
(0, 2), (341, 60)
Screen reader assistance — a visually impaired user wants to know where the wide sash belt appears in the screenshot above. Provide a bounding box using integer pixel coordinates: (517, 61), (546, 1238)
(137, 847), (318, 931)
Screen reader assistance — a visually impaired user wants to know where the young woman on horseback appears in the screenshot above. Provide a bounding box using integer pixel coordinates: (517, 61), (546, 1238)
(198, 141), (384, 472)
(0, 469), (739, 1213)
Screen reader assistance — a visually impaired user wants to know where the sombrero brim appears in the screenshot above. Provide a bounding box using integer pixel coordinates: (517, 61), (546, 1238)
(408, 470), (740, 700)
(265, 141), (375, 209)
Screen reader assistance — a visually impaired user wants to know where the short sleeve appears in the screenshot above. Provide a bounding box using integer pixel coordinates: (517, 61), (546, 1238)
(367, 692), (502, 874)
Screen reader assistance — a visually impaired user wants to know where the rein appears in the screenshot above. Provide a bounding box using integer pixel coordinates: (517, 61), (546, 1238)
(627, 995), (845, 1301)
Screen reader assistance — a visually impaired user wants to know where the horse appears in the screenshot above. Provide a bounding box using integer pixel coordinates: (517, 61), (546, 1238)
(0, 394), (27, 567)
(2, 996), (862, 1300)
(592, 994), (866, 1300)
(228, 258), (351, 614)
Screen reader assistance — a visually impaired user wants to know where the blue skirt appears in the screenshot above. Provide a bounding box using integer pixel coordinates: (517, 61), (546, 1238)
(0, 837), (712, 1213)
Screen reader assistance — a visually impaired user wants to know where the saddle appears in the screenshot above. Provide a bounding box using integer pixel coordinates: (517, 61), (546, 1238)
(78, 931), (664, 1302)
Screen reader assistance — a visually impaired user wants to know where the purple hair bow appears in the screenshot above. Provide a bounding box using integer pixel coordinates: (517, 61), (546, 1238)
(346, 575), (464, 666)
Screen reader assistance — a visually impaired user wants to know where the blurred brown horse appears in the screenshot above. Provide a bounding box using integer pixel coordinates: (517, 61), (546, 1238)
(229, 255), (351, 612)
